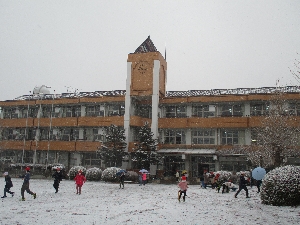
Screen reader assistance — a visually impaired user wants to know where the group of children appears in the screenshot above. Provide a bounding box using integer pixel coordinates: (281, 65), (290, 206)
(1, 167), (87, 201)
(1, 167), (36, 201)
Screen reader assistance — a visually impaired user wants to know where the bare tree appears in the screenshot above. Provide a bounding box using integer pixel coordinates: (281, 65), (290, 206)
(217, 91), (300, 169)
(254, 91), (300, 168)
(290, 53), (300, 83)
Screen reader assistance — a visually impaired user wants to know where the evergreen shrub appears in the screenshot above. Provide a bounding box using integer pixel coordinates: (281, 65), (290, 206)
(261, 165), (300, 206)
(68, 166), (87, 180)
(86, 167), (102, 181)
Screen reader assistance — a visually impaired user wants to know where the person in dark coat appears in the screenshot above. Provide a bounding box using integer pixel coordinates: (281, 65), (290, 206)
(1, 172), (14, 198)
(256, 179), (262, 193)
(52, 168), (63, 193)
(234, 172), (250, 198)
(21, 167), (36, 201)
(119, 172), (125, 189)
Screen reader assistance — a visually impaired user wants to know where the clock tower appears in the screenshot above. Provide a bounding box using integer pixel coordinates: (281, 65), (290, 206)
(124, 36), (167, 152)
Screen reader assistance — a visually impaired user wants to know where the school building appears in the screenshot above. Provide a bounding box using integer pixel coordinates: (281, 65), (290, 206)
(1, 36), (300, 179)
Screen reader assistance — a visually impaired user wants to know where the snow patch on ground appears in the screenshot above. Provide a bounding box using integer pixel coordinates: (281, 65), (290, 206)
(0, 179), (299, 224)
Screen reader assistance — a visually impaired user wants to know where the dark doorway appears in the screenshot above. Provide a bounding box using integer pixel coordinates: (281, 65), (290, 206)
(198, 164), (209, 177)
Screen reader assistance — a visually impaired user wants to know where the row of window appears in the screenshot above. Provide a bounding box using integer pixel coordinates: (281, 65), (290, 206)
(0, 128), (106, 142)
(161, 129), (245, 145)
(1, 128), (246, 145)
(1, 104), (125, 119)
(2, 101), (300, 119)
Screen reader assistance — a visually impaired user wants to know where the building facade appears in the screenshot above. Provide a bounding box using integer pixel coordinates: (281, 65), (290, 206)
(1, 36), (300, 178)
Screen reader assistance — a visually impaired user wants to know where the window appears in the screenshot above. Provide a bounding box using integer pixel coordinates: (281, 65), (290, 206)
(15, 129), (26, 140)
(163, 156), (185, 176)
(3, 108), (19, 119)
(86, 106), (95, 117)
(95, 106), (104, 117)
(20, 107), (29, 118)
(72, 129), (80, 140)
(41, 106), (51, 118)
(51, 107), (61, 118)
(60, 129), (71, 141)
(165, 105), (187, 118)
(86, 105), (105, 117)
(192, 105), (215, 117)
(220, 104), (243, 117)
(83, 153), (101, 166)
(7, 129), (14, 140)
(136, 105), (152, 118)
(28, 129), (36, 140)
(3, 108), (11, 119)
(40, 128), (49, 140)
(65, 106), (73, 117)
(92, 128), (104, 141)
(108, 104), (125, 116)
(164, 130), (186, 144)
(288, 102), (300, 116)
(250, 102), (270, 116)
(64, 106), (81, 117)
(221, 129), (245, 145)
(192, 129), (215, 144)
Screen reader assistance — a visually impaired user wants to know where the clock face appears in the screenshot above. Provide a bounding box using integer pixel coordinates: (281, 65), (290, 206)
(137, 63), (148, 74)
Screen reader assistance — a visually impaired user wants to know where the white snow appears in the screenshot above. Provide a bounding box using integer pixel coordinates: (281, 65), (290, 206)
(1, 178), (300, 225)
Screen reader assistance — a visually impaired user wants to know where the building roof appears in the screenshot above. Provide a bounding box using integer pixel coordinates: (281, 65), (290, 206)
(134, 36), (157, 53)
(9, 86), (300, 101)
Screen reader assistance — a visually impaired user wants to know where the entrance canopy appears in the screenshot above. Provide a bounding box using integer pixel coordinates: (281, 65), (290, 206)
(157, 149), (216, 154)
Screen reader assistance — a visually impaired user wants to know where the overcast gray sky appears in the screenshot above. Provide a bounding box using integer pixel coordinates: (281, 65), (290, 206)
(1, 0), (300, 101)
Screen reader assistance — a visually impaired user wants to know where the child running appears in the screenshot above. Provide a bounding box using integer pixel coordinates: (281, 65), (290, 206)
(178, 175), (188, 202)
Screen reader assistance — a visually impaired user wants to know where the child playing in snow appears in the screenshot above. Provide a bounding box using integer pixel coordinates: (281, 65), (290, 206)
(178, 175), (188, 202)
(74, 170), (86, 195)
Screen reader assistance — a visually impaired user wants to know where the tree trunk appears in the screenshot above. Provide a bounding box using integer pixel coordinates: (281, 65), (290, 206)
(274, 146), (282, 168)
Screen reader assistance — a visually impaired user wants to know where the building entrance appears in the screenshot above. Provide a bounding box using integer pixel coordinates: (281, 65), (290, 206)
(198, 164), (209, 177)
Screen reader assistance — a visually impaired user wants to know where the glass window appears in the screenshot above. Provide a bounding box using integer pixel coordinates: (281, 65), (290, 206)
(136, 105), (152, 118)
(83, 153), (102, 167)
(250, 102), (270, 116)
(288, 102), (300, 116)
(86, 106), (96, 117)
(108, 104), (125, 116)
(165, 105), (187, 118)
(41, 106), (51, 118)
(163, 156), (185, 176)
(221, 129), (245, 145)
(192, 105), (216, 118)
(86, 105), (105, 117)
(220, 104), (243, 117)
(40, 128), (49, 140)
(192, 129), (215, 144)
(164, 130), (186, 144)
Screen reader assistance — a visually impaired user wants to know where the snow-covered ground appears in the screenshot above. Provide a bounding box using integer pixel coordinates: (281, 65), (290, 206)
(1, 178), (300, 225)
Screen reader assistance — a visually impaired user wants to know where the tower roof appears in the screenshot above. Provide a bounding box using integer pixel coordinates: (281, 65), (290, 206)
(134, 36), (157, 53)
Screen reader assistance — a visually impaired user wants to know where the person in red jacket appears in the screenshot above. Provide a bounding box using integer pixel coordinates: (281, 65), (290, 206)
(74, 170), (86, 195)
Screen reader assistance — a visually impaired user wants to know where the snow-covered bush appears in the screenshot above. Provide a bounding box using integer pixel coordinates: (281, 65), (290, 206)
(50, 164), (65, 171)
(86, 167), (102, 181)
(261, 165), (300, 206)
(214, 171), (232, 181)
(68, 166), (86, 180)
(125, 171), (138, 182)
(101, 167), (120, 182)
(236, 171), (251, 178)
